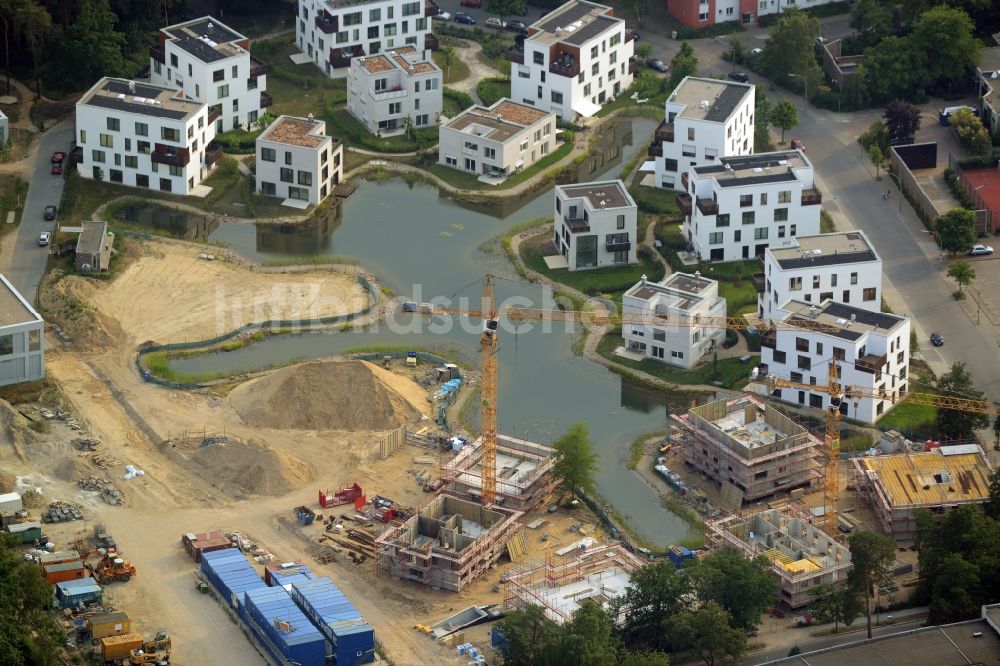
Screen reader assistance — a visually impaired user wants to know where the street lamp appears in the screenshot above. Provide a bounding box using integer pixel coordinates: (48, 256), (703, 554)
(789, 72), (808, 103)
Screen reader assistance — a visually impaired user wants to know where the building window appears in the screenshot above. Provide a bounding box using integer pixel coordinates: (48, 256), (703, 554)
(716, 214), (730, 227)
(652, 346), (664, 359)
(106, 117), (120, 131)
(285, 151), (292, 165)
(789, 277), (802, 291)
(796, 337), (809, 352)
(831, 274), (838, 287)
(91, 150), (105, 163)
(760, 192), (767, 205)
(709, 232), (724, 245)
(288, 186), (309, 201)
(446, 155), (458, 167)
(778, 190), (791, 203)
(812, 275), (821, 289)
(533, 51), (544, 65)
(851, 272), (858, 285)
(653, 329), (666, 342)
(617, 215), (625, 230)
(298, 171), (313, 186)
(79, 129), (87, 144)
(389, 102), (401, 115)
(774, 208), (788, 222)
(863, 287), (877, 301)
(161, 127), (180, 142)
(261, 148), (275, 162)
(484, 147), (496, 160)
(124, 155), (137, 168)
(663, 158), (678, 172)
(551, 91), (563, 104)
(671, 350), (685, 359)
(138, 141), (150, 154)
(739, 194), (752, 207)
(833, 347), (846, 361)
(280, 167), (293, 183)
(217, 84), (229, 98)
(368, 25), (379, 39)
(99, 134), (113, 148)
(682, 144), (696, 157)
(773, 350), (787, 364)
(797, 355), (811, 370)
(464, 157), (476, 172)
(687, 127), (695, 141)
(754, 227), (768, 240)
(168, 165), (182, 177)
(742, 211), (755, 225)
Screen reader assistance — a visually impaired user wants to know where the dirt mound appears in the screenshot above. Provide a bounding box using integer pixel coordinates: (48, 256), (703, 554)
(37, 271), (123, 351)
(187, 438), (312, 497)
(51, 457), (92, 483)
(230, 360), (428, 431)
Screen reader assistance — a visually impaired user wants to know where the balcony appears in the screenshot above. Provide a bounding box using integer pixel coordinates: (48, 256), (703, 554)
(647, 143), (662, 158)
(606, 238), (631, 252)
(208, 106), (221, 124)
(801, 188), (822, 206)
(625, 30), (636, 43)
(696, 197), (718, 216)
(655, 120), (674, 143)
(628, 56), (639, 75)
(676, 192), (692, 216)
(260, 91), (273, 108)
(564, 216), (590, 233)
(681, 171), (688, 190)
(150, 44), (165, 65)
(550, 58), (580, 79)
(425, 33), (439, 51)
(855, 353), (888, 375)
(204, 142), (223, 167)
(330, 46), (361, 69)
(504, 47), (524, 65)
(250, 55), (270, 78)
(371, 85), (408, 100)
(315, 12), (338, 34)
(151, 144), (190, 168)
(751, 272), (766, 294)
(425, 0), (440, 17)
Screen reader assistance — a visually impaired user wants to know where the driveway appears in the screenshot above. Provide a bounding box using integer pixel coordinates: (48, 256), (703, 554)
(5, 119), (72, 303)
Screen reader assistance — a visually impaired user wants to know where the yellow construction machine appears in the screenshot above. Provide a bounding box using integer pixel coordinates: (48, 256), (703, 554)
(128, 632), (171, 664)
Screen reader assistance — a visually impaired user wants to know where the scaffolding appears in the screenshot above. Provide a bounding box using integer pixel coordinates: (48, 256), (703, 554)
(673, 395), (823, 504)
(374, 494), (523, 593)
(502, 544), (647, 624)
(706, 506), (852, 609)
(441, 434), (558, 512)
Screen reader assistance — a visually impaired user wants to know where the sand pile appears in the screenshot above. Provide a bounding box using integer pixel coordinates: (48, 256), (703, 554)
(51, 457), (93, 483)
(38, 272), (123, 351)
(230, 360), (428, 431)
(184, 438), (312, 497)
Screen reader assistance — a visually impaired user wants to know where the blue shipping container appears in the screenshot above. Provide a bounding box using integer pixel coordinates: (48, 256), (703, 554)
(56, 577), (103, 606)
(200, 549), (266, 616)
(244, 586), (327, 666)
(291, 578), (375, 664)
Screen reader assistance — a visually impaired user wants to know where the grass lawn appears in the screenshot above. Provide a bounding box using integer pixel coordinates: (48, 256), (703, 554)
(324, 107), (438, 152)
(476, 78), (511, 107)
(629, 183), (682, 217)
(520, 233), (665, 297)
(417, 139), (575, 191)
(597, 326), (758, 389)
(267, 79), (343, 119)
(0, 176), (27, 231)
(719, 279), (759, 315)
(878, 401), (937, 436)
(421, 163), (484, 189)
(433, 50), (471, 85)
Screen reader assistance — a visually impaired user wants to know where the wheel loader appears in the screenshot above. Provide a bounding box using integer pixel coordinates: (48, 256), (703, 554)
(88, 554), (137, 584)
(128, 632), (171, 664)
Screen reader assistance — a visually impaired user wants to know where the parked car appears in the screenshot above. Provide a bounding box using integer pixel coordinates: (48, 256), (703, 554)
(454, 12), (476, 24)
(43, 205), (57, 221)
(50, 151), (66, 164)
(485, 17), (506, 29)
(930, 332), (944, 347)
(50, 163), (62, 175)
(969, 244), (994, 256)
(750, 47), (763, 56)
(506, 20), (528, 33)
(727, 71), (749, 83)
(37, 232), (51, 246)
(433, 10), (451, 20)
(790, 138), (805, 151)
(646, 58), (668, 73)
(460, 0), (481, 7)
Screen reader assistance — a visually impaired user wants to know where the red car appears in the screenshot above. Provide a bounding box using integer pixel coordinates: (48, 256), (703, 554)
(460, 0), (481, 7)
(50, 151), (66, 163)
(50, 163), (62, 175)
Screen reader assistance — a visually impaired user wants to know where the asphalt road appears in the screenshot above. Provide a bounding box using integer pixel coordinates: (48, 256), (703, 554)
(8, 121), (72, 304)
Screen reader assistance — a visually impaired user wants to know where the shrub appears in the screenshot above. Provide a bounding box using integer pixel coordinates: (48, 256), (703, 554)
(475, 78), (511, 107)
(443, 87), (474, 111)
(676, 22), (746, 39)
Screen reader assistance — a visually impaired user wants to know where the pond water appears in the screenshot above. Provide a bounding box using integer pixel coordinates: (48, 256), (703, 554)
(166, 118), (707, 546)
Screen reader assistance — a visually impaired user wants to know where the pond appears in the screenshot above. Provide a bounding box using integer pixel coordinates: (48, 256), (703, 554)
(166, 117), (707, 546)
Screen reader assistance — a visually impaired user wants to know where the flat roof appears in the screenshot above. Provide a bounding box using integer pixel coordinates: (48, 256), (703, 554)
(779, 299), (908, 340)
(259, 115), (329, 149)
(79, 77), (205, 121)
(770, 231), (879, 269)
(668, 76), (754, 123)
(694, 150), (810, 187)
(625, 272), (716, 311)
(162, 16), (245, 63)
(859, 448), (991, 509)
(76, 221), (109, 256)
(979, 46), (1000, 74)
(445, 99), (551, 141)
(530, 1), (620, 47)
(0, 273), (42, 328)
(556, 179), (634, 210)
(359, 47), (438, 76)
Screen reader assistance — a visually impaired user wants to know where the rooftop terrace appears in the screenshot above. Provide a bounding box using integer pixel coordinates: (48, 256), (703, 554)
(259, 115), (329, 149)
(80, 77), (205, 121)
(529, 1), (620, 47)
(693, 150), (811, 187)
(556, 180), (634, 210)
(0, 274), (42, 328)
(778, 299), (908, 340)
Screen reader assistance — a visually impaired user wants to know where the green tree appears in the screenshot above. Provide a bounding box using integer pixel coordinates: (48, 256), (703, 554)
(668, 42), (698, 91)
(616, 560), (690, 651)
(947, 259), (975, 294)
(634, 43), (653, 61)
(935, 362), (990, 439)
(667, 602), (746, 666)
(537, 601), (621, 666)
(44, 0), (127, 92)
(484, 0), (526, 22)
(19, 1), (51, 99)
(755, 86), (772, 152)
(788, 646), (802, 656)
(552, 422), (600, 499)
(994, 414), (1000, 449)
(620, 651), (671, 666)
(984, 468), (1000, 519)
(847, 530), (896, 639)
(0, 534), (63, 664)
(689, 548), (776, 632)
(858, 120), (890, 155)
(757, 8), (822, 97)
(929, 554), (981, 623)
(621, 0), (652, 27)
(934, 208), (978, 255)
(849, 0), (896, 50)
(909, 6), (980, 94)
(769, 100), (798, 143)
(860, 37), (927, 103)
(441, 45), (456, 81)
(949, 108), (992, 155)
(883, 100), (920, 145)
(496, 604), (559, 666)
(0, 0), (24, 95)
(868, 144), (885, 179)
(808, 583), (862, 632)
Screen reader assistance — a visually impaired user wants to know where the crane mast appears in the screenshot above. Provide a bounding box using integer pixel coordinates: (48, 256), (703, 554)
(823, 361), (842, 535)
(479, 275), (499, 505)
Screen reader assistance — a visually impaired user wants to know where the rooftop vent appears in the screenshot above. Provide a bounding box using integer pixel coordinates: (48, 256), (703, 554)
(808, 305), (819, 318)
(308, 112), (314, 120)
(128, 80), (135, 94)
(699, 100), (710, 110)
(694, 270), (702, 282)
(207, 21), (214, 29)
(641, 274), (647, 285)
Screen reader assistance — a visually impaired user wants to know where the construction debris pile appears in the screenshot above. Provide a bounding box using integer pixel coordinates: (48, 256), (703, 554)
(42, 408), (84, 431)
(77, 477), (125, 505)
(71, 438), (121, 470)
(42, 501), (84, 523)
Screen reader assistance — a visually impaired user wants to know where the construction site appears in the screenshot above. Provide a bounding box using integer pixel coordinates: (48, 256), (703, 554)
(851, 444), (993, 541)
(673, 395), (823, 505)
(441, 434), (558, 511)
(706, 507), (852, 609)
(502, 543), (647, 624)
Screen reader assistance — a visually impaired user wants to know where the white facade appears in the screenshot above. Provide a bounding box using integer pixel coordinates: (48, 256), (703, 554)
(76, 78), (217, 196)
(0, 109), (7, 146)
(0, 274), (44, 387)
(149, 16), (268, 133)
(653, 76), (755, 190)
(681, 150), (821, 263)
(553, 180), (637, 270)
(256, 115), (344, 206)
(622, 272), (727, 369)
(759, 231), (882, 320)
(347, 47), (442, 135)
(757, 299), (911, 424)
(296, 0), (432, 76)
(509, 0), (635, 121)
(438, 99), (557, 177)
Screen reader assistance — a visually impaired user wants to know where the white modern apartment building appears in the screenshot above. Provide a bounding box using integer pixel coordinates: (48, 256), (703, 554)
(76, 78), (219, 196)
(256, 115), (344, 206)
(296, 0), (434, 75)
(508, 0), (636, 121)
(652, 76), (755, 190)
(0, 273), (44, 387)
(347, 46), (442, 134)
(622, 272), (727, 369)
(757, 299), (911, 424)
(438, 99), (557, 177)
(553, 180), (637, 270)
(680, 150), (821, 263)
(149, 16), (269, 133)
(758, 231), (882, 320)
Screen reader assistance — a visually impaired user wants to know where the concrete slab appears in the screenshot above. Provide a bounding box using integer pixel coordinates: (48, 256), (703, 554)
(639, 160), (656, 173)
(477, 173), (508, 186)
(639, 173), (656, 187)
(189, 184), (213, 198)
(614, 345), (645, 362)
(280, 198), (310, 210)
(543, 255), (568, 270)
(59, 226), (83, 234)
(289, 52), (313, 65)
